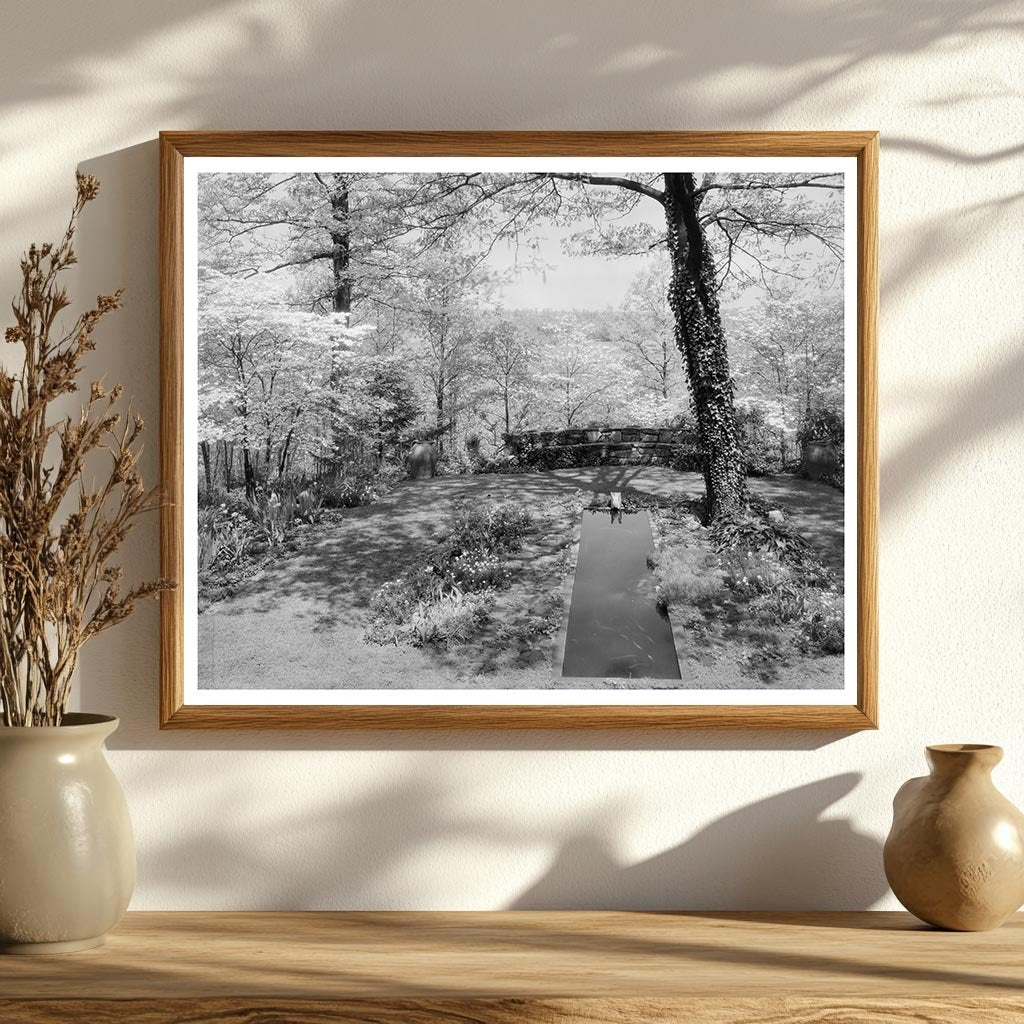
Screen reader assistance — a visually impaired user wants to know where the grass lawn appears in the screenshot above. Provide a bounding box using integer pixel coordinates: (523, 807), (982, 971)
(198, 467), (845, 690)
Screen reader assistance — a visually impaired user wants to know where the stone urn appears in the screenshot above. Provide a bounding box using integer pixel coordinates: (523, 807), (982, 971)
(801, 438), (838, 480)
(0, 714), (135, 953)
(884, 744), (1024, 931)
(407, 440), (438, 480)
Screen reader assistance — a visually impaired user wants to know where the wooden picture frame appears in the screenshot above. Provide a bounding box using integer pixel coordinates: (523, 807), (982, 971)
(160, 131), (877, 729)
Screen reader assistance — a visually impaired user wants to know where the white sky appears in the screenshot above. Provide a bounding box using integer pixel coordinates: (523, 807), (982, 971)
(489, 215), (661, 311)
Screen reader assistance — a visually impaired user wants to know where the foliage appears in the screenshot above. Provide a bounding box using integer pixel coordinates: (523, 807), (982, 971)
(197, 268), (369, 488)
(736, 402), (786, 476)
(330, 358), (421, 463)
(247, 490), (295, 548)
(369, 586), (488, 649)
(318, 472), (380, 509)
(727, 286), (844, 476)
(652, 509), (844, 665)
(709, 510), (811, 565)
(717, 539), (843, 651)
(198, 509), (223, 572)
(474, 454), (529, 475)
(652, 543), (724, 610)
(719, 548), (797, 600)
(366, 501), (535, 649)
(535, 314), (634, 429)
(435, 450), (476, 476)
(0, 176), (171, 725)
(443, 551), (511, 592)
(798, 407), (845, 469)
(798, 591), (845, 654)
(446, 503), (534, 557)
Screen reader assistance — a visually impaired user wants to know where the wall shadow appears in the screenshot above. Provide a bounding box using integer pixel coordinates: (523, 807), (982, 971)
(0, 0), (1018, 244)
(0, 0), (1019, 918)
(882, 338), (1024, 512)
(131, 766), (886, 911)
(510, 774), (886, 910)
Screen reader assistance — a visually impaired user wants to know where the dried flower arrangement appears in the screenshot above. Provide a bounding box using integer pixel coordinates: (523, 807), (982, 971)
(0, 174), (172, 726)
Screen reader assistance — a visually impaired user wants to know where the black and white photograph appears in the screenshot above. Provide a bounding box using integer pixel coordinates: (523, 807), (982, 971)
(183, 155), (858, 705)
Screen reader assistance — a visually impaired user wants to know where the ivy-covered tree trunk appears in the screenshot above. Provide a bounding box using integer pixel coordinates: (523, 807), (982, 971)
(662, 172), (747, 519)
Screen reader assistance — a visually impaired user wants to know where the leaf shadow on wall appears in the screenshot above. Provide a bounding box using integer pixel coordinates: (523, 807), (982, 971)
(0, 0), (1019, 243)
(882, 338), (1024, 514)
(133, 763), (886, 911)
(510, 774), (886, 910)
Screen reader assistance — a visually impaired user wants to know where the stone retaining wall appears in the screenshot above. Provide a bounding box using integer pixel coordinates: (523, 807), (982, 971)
(506, 426), (702, 470)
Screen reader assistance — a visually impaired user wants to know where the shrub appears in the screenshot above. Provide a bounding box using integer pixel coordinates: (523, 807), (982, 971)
(248, 490), (293, 547)
(443, 551), (511, 592)
(709, 510), (810, 565)
(668, 442), (704, 473)
(750, 588), (808, 625)
(217, 522), (253, 566)
(319, 474), (377, 509)
(737, 405), (785, 476)
(720, 548), (795, 599)
(652, 542), (724, 609)
(368, 568), (441, 622)
(475, 454), (528, 475)
(198, 509), (222, 571)
(198, 486), (250, 515)
(368, 586), (487, 648)
(435, 450), (475, 476)
(405, 588), (487, 647)
(448, 503), (533, 557)
(198, 506), (253, 570)
(799, 591), (845, 654)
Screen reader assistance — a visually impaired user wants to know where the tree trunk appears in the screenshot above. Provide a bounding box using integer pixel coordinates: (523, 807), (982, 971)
(278, 428), (295, 479)
(328, 179), (353, 316)
(200, 441), (212, 493)
(243, 448), (257, 502)
(435, 385), (445, 459)
(224, 441), (234, 491)
(662, 172), (747, 519)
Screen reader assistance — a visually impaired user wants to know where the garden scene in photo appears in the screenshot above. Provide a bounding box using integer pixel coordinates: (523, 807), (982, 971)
(193, 165), (849, 692)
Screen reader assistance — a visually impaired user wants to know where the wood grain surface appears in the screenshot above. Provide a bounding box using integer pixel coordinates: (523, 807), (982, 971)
(4, 998), (1024, 1024)
(2, 911), (1022, 998)
(159, 130), (879, 731)
(1, 912), (1020, 1023)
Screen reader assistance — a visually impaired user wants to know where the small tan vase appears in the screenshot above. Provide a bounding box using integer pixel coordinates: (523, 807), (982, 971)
(884, 744), (1024, 931)
(0, 713), (135, 954)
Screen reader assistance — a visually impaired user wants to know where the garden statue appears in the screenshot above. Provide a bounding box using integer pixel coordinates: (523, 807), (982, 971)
(408, 440), (438, 479)
(296, 489), (317, 521)
(610, 491), (624, 524)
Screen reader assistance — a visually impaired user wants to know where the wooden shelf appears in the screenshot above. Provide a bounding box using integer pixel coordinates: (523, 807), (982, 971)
(1, 911), (1022, 1022)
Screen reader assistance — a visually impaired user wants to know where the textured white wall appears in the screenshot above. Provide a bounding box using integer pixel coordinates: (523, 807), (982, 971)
(1, 0), (1021, 910)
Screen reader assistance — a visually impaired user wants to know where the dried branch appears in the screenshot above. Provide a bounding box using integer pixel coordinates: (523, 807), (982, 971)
(0, 174), (174, 726)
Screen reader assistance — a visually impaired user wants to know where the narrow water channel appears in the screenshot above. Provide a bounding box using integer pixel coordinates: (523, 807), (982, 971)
(561, 510), (681, 679)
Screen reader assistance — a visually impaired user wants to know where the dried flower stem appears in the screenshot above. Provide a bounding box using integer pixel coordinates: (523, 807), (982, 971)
(0, 174), (173, 726)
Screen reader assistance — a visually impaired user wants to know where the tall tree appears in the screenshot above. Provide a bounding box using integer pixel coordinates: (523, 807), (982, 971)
(539, 314), (630, 429)
(196, 269), (365, 496)
(477, 317), (535, 437)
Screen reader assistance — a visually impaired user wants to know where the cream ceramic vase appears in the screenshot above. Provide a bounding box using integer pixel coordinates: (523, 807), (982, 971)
(884, 744), (1024, 931)
(0, 713), (134, 953)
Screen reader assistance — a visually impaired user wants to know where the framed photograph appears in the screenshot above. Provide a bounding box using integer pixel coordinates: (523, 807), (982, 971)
(160, 131), (877, 729)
